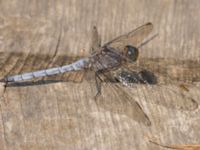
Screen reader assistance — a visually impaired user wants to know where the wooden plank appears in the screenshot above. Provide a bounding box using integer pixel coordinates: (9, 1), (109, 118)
(0, 0), (200, 149)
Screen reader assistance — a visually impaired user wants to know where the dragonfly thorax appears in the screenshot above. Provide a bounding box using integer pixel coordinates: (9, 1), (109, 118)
(90, 47), (125, 72)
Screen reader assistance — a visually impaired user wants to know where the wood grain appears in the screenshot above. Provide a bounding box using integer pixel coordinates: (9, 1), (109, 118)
(0, 0), (200, 149)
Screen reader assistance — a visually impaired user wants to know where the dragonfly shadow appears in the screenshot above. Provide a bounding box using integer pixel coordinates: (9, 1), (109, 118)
(5, 80), (64, 87)
(116, 69), (158, 85)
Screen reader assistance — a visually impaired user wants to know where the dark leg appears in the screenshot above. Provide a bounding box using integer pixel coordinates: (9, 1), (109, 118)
(4, 81), (8, 93)
(94, 72), (102, 100)
(0, 78), (8, 94)
(0, 78), (8, 103)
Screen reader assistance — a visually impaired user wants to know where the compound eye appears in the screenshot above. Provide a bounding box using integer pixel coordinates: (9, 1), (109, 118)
(124, 45), (139, 61)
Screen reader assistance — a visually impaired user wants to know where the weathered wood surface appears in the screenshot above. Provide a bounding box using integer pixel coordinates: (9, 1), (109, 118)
(0, 0), (200, 149)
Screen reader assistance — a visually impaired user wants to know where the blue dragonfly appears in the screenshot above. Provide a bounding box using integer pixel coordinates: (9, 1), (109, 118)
(1, 23), (198, 126)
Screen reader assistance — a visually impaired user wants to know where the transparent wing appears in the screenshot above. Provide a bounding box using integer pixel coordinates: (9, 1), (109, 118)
(95, 80), (151, 126)
(103, 22), (153, 51)
(90, 26), (101, 53)
(0, 51), (85, 84)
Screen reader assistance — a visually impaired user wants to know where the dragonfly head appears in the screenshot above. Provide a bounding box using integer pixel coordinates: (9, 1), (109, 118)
(124, 45), (139, 62)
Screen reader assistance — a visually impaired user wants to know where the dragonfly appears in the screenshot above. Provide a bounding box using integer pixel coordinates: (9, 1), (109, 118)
(0, 23), (198, 126)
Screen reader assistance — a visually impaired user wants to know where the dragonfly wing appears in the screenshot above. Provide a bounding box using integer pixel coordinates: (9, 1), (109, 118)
(90, 26), (101, 53)
(95, 80), (151, 126)
(103, 22), (153, 51)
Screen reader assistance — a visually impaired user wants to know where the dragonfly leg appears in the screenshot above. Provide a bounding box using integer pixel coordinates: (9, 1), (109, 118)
(0, 78), (8, 102)
(0, 78), (8, 93)
(94, 72), (102, 100)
